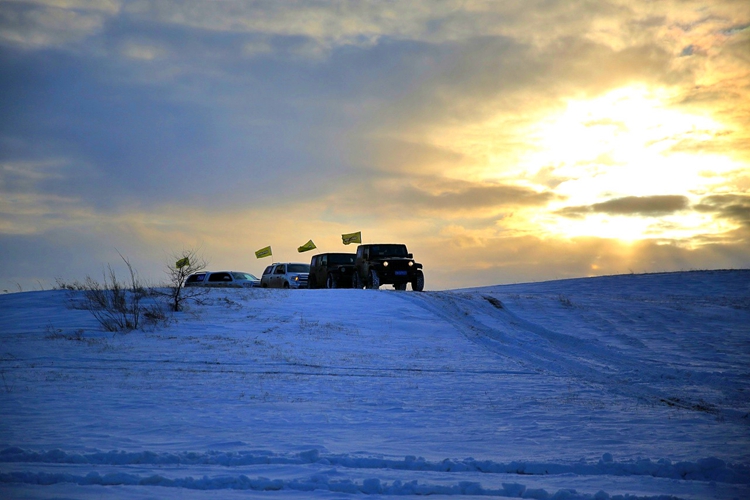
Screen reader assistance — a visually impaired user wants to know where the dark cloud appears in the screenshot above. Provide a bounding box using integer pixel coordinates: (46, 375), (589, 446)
(695, 194), (750, 227)
(323, 175), (558, 220)
(557, 195), (690, 218)
(403, 182), (556, 211)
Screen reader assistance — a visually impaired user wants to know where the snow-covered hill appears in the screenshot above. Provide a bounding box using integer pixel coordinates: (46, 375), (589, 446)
(1, 270), (748, 499)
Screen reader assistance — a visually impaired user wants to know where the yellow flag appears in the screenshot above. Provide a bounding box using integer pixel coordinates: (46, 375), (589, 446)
(297, 240), (317, 253)
(255, 246), (272, 259)
(175, 257), (190, 268)
(342, 231), (362, 245)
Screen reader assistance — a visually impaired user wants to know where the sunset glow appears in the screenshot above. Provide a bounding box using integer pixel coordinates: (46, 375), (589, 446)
(1, 1), (748, 290)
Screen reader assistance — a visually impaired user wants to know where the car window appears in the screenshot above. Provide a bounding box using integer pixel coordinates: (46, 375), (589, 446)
(287, 264), (310, 273)
(185, 273), (206, 283)
(329, 254), (354, 265)
(274, 265), (285, 274)
(208, 272), (232, 282)
(371, 245), (407, 257)
(262, 266), (273, 276)
(232, 272), (257, 280)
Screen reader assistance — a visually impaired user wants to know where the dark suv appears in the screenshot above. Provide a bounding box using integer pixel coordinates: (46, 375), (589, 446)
(353, 243), (424, 291)
(308, 253), (356, 289)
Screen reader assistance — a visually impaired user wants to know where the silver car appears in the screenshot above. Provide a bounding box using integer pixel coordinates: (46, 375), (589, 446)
(260, 263), (310, 289)
(185, 271), (260, 288)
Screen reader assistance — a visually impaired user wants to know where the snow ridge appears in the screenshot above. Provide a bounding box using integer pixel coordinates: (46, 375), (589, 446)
(400, 289), (748, 422)
(0, 469), (683, 499)
(2, 270), (748, 499)
(2, 448), (748, 485)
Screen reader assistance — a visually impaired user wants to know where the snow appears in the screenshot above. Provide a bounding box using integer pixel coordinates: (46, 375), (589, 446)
(0, 269), (748, 499)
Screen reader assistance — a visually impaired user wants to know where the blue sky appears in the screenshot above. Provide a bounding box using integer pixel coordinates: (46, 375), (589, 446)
(1, 0), (749, 291)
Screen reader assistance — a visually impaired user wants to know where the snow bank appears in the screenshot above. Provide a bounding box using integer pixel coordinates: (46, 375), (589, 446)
(0, 469), (686, 499)
(2, 448), (748, 485)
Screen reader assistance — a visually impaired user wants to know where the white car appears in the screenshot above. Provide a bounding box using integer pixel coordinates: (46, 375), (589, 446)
(260, 263), (310, 289)
(184, 271), (260, 288)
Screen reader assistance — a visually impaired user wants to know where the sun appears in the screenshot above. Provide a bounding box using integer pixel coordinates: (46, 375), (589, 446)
(517, 86), (739, 241)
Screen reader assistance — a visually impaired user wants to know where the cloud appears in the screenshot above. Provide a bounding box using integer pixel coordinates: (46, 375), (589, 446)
(0, 1), (113, 47)
(401, 181), (556, 212)
(1, 1), (749, 292)
(316, 175), (557, 222)
(557, 195), (691, 218)
(695, 194), (750, 227)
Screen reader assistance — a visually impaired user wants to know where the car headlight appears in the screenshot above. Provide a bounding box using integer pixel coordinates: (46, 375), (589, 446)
(383, 261), (389, 267)
(293, 276), (299, 281)
(408, 261), (414, 266)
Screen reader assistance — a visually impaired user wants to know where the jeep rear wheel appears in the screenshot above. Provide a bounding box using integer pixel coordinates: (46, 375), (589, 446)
(368, 269), (380, 289)
(412, 271), (424, 292)
(326, 273), (338, 289)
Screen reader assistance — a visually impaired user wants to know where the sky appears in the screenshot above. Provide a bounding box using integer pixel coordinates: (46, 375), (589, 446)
(1, 0), (749, 291)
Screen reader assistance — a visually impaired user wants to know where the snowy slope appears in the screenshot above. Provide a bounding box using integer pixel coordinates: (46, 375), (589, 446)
(0, 270), (748, 499)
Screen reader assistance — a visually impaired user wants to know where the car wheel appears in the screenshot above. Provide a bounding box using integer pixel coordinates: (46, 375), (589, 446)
(352, 273), (362, 289)
(394, 283), (407, 291)
(412, 271), (424, 292)
(283, 281), (290, 289)
(326, 273), (338, 289)
(368, 269), (380, 289)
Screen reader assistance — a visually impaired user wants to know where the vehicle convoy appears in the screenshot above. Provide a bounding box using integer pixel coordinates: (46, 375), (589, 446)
(352, 243), (424, 291)
(308, 253), (356, 289)
(184, 271), (259, 288)
(260, 263), (310, 289)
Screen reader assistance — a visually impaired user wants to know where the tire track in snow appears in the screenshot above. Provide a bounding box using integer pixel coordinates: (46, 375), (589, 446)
(397, 291), (745, 421)
(0, 357), (538, 378)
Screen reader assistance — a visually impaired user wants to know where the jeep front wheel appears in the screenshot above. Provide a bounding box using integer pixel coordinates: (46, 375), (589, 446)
(353, 273), (363, 289)
(412, 271), (424, 292)
(368, 269), (380, 289)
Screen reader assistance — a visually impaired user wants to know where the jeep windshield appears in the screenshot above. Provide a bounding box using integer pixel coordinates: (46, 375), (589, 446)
(329, 254), (355, 265)
(287, 264), (310, 273)
(371, 245), (408, 258)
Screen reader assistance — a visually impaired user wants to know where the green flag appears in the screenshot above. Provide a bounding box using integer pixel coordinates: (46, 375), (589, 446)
(297, 239), (317, 253)
(342, 231), (362, 245)
(255, 246), (272, 259)
(175, 257), (190, 268)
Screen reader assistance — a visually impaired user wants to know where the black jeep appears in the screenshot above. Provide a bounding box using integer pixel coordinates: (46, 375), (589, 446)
(308, 253), (356, 289)
(352, 243), (424, 291)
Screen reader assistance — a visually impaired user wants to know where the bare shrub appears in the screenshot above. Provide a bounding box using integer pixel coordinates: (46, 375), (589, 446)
(54, 278), (89, 291)
(164, 249), (208, 312)
(64, 253), (167, 332)
(82, 255), (146, 332)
